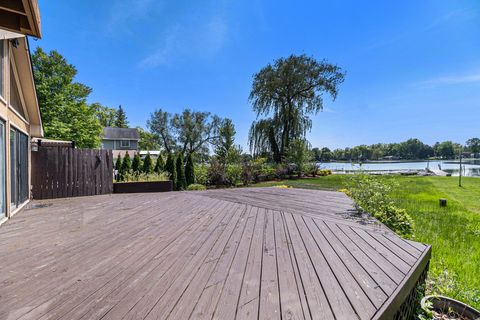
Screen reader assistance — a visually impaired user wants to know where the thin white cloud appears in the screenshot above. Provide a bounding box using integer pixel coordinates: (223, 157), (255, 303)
(139, 15), (228, 68)
(425, 8), (476, 31)
(107, 0), (160, 34)
(418, 72), (480, 87)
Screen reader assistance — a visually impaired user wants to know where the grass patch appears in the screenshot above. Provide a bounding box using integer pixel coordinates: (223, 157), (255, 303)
(253, 175), (480, 308)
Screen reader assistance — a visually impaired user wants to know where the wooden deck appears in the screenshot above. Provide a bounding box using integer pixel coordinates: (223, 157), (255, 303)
(0, 188), (430, 320)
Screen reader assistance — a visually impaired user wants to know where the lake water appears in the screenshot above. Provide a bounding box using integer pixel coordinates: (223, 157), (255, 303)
(318, 160), (480, 177)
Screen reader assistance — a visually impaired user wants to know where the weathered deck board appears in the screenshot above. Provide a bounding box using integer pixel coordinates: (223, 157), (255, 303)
(0, 187), (430, 320)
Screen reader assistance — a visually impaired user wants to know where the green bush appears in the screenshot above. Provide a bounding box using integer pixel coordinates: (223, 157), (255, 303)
(186, 184), (207, 191)
(317, 169), (332, 176)
(226, 164), (243, 186)
(194, 164), (208, 185)
(346, 173), (414, 237)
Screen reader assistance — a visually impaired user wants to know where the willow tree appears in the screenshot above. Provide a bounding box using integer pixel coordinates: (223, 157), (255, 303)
(248, 54), (345, 163)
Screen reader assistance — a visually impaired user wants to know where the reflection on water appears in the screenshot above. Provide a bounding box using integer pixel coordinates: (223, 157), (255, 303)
(319, 160), (480, 177)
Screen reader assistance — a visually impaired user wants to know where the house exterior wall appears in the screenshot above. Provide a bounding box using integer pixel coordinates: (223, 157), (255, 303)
(0, 38), (39, 223)
(101, 139), (138, 151)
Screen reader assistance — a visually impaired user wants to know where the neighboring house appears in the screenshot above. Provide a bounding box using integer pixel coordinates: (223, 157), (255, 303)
(101, 127), (140, 158)
(0, 0), (43, 223)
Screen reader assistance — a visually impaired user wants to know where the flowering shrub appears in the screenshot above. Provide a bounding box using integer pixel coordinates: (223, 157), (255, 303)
(274, 185), (292, 189)
(346, 174), (414, 237)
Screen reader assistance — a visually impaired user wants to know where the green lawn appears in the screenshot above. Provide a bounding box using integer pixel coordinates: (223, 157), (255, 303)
(254, 175), (480, 308)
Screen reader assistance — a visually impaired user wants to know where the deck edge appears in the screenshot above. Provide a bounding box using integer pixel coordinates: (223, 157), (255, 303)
(372, 244), (432, 320)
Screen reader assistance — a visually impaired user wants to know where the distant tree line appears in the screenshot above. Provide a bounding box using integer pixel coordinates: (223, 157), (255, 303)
(312, 137), (480, 162)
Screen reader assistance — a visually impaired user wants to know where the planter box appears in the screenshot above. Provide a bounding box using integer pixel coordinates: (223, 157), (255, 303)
(113, 181), (173, 193)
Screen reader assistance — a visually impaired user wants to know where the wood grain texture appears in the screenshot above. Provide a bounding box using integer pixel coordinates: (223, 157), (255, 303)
(0, 187), (429, 319)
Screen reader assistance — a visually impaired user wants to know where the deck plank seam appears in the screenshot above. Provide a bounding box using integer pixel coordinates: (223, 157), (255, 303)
(319, 220), (390, 298)
(334, 224), (401, 286)
(310, 218), (382, 312)
(287, 211), (336, 320)
(298, 215), (363, 320)
(280, 211), (312, 320)
(352, 228), (413, 271)
(231, 207), (259, 319)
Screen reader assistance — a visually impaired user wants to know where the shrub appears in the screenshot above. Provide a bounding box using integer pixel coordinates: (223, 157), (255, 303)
(242, 161), (253, 186)
(165, 153), (177, 189)
(132, 153), (142, 174)
(123, 172), (169, 182)
(115, 155), (123, 182)
(194, 164), (208, 185)
(185, 153), (195, 186)
(186, 184), (207, 191)
(121, 152), (132, 180)
(346, 173), (414, 237)
(226, 164), (243, 186)
(154, 155), (165, 173)
(142, 153), (153, 174)
(176, 153), (186, 190)
(286, 139), (312, 177)
(317, 169), (332, 176)
(208, 159), (226, 186)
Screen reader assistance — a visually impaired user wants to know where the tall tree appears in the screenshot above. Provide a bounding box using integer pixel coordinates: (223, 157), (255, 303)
(92, 103), (117, 127)
(115, 155), (123, 182)
(147, 109), (176, 153)
(185, 153), (195, 186)
(148, 108), (223, 156)
(132, 153), (142, 174)
(32, 47), (102, 148)
(214, 118), (240, 165)
(434, 141), (456, 159)
(176, 153), (186, 190)
(154, 155), (165, 173)
(466, 138), (480, 156)
(115, 105), (129, 128)
(165, 153), (177, 189)
(248, 54), (345, 162)
(137, 127), (160, 150)
(142, 153), (153, 174)
(121, 152), (132, 177)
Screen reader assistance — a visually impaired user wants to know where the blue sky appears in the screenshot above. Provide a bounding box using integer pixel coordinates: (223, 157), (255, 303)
(34, 0), (480, 150)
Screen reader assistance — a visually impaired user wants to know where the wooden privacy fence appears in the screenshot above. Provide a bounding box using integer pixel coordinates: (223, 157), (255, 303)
(31, 146), (113, 200)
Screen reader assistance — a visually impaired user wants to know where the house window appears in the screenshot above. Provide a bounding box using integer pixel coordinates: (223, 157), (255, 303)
(0, 40), (4, 99)
(120, 140), (130, 148)
(10, 64), (26, 118)
(10, 128), (28, 209)
(0, 121), (5, 217)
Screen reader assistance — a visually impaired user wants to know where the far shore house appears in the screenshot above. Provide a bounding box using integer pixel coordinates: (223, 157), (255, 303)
(101, 127), (140, 158)
(0, 0), (43, 223)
